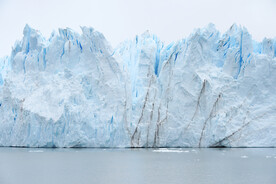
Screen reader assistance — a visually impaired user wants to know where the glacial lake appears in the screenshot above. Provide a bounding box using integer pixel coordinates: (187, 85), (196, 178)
(0, 148), (275, 184)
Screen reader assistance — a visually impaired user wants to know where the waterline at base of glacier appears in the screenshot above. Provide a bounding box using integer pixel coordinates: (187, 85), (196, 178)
(0, 147), (275, 184)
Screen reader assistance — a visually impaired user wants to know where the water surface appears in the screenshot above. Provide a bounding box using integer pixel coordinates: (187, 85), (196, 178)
(0, 148), (275, 184)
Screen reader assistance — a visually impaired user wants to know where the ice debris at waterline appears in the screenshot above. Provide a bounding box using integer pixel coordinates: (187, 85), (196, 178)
(0, 24), (276, 148)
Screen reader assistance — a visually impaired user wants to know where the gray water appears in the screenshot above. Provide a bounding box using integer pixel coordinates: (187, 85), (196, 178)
(0, 148), (275, 184)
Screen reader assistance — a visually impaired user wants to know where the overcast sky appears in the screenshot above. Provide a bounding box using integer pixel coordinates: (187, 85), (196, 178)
(0, 0), (275, 57)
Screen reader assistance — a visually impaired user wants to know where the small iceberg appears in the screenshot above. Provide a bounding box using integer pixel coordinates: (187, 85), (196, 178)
(153, 149), (187, 153)
(28, 150), (44, 153)
(241, 155), (248, 158)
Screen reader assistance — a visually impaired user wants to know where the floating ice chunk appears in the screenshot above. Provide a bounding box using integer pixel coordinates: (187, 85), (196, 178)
(153, 149), (184, 153)
(29, 150), (44, 153)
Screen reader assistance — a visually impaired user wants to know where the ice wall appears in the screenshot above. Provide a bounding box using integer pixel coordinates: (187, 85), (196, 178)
(0, 24), (275, 147)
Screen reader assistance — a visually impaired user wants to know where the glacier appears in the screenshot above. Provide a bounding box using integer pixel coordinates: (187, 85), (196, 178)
(0, 23), (275, 148)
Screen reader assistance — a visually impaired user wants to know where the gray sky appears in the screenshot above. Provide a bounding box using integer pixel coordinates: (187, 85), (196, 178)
(0, 0), (276, 57)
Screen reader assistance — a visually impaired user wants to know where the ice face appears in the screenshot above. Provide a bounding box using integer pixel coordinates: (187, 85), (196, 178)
(0, 24), (275, 148)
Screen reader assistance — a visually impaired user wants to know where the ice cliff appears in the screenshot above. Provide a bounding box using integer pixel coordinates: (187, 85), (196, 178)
(0, 24), (275, 147)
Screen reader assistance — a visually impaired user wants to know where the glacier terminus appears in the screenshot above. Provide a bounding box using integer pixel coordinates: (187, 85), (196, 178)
(0, 24), (275, 148)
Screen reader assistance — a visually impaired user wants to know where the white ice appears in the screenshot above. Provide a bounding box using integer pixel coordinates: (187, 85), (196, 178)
(0, 24), (275, 148)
